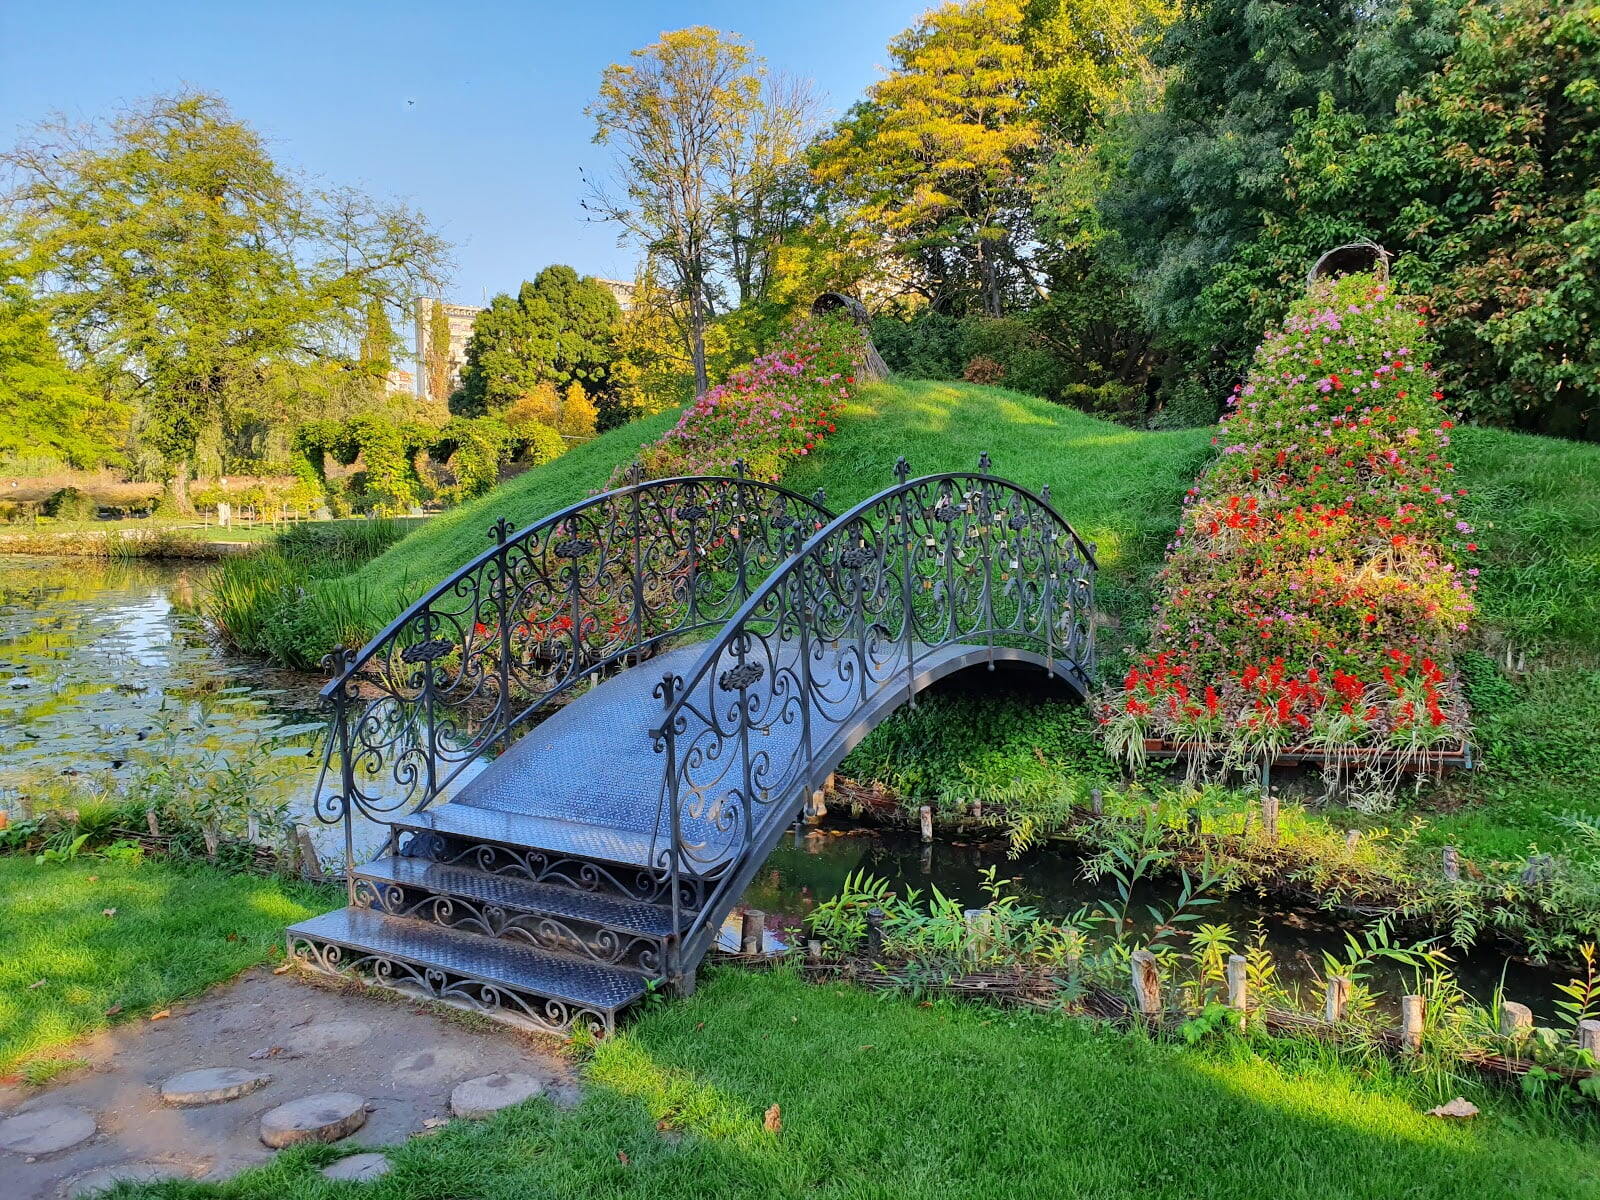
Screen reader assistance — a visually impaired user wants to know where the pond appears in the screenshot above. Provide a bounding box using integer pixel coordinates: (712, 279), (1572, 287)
(0, 554), (1572, 1018)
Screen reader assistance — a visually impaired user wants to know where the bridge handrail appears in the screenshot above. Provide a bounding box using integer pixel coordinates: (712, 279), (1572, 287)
(649, 458), (1097, 971)
(314, 469), (834, 855)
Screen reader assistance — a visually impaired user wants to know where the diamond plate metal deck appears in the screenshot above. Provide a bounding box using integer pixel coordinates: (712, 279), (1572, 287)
(288, 908), (643, 1017)
(356, 856), (675, 936)
(391, 803), (675, 870)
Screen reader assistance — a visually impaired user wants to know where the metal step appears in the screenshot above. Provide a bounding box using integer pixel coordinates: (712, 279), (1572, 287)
(393, 803), (663, 868)
(353, 856), (675, 972)
(286, 907), (646, 1035)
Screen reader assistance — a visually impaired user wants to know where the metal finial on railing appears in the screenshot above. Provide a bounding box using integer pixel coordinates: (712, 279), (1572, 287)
(627, 461), (645, 485)
(893, 456), (911, 484)
(978, 451), (992, 473)
(733, 458), (748, 479)
(320, 645), (356, 676)
(1041, 483), (1052, 503)
(487, 515), (513, 544)
(811, 487), (827, 509)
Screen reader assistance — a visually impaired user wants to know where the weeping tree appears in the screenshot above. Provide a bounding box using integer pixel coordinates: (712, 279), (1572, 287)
(2, 90), (450, 509)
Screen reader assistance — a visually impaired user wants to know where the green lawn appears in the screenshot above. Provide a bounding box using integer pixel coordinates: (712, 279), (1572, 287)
(130, 968), (1600, 1200)
(0, 856), (330, 1073)
(782, 379), (1213, 638)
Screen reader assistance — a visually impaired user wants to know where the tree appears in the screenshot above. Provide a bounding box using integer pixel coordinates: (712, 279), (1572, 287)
(0, 270), (126, 468)
(358, 296), (395, 405)
(1100, 0), (1455, 344)
(1205, 0), (1600, 437)
(424, 299), (453, 410)
(811, 1), (1041, 317)
(558, 381), (598, 438)
(586, 27), (819, 392)
(453, 265), (621, 415)
(2, 91), (450, 507)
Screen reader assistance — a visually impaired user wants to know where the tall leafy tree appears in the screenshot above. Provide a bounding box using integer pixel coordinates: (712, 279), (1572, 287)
(453, 266), (621, 415)
(1207, 0), (1600, 437)
(423, 300), (453, 412)
(586, 27), (819, 391)
(812, 1), (1040, 316)
(2, 91), (449, 506)
(0, 268), (126, 467)
(1101, 0), (1455, 343)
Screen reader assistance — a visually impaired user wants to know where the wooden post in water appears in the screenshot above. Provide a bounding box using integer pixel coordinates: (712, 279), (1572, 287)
(1579, 1020), (1600, 1059)
(740, 909), (765, 956)
(865, 907), (885, 958)
(1130, 950), (1161, 1018)
(919, 805), (934, 844)
(1323, 976), (1352, 1024)
(1442, 845), (1461, 882)
(1226, 955), (1248, 1013)
(1499, 1001), (1533, 1039)
(1400, 995), (1424, 1053)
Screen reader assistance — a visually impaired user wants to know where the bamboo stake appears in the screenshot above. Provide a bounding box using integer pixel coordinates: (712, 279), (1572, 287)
(1130, 950), (1161, 1017)
(1401, 995), (1424, 1053)
(1442, 845), (1461, 882)
(1579, 1020), (1600, 1060)
(1500, 1001), (1533, 1039)
(740, 909), (765, 956)
(1323, 976), (1352, 1024)
(1090, 788), (1103, 818)
(919, 805), (933, 843)
(1260, 791), (1279, 842)
(865, 907), (885, 958)
(1226, 955), (1248, 1012)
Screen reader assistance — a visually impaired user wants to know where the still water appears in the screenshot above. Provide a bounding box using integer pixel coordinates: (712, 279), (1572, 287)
(0, 554), (1571, 1017)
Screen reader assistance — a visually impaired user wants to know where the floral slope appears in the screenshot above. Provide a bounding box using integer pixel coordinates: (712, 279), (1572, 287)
(1107, 272), (1478, 769)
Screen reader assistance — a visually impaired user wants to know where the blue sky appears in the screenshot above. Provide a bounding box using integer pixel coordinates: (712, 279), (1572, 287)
(1, 0), (923, 308)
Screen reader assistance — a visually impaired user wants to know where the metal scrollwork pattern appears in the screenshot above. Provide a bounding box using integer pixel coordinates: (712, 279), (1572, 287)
(651, 467), (1097, 962)
(314, 475), (835, 841)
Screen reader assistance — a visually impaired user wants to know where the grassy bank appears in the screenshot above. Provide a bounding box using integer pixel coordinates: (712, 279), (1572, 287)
(130, 968), (1600, 1199)
(0, 855), (329, 1074)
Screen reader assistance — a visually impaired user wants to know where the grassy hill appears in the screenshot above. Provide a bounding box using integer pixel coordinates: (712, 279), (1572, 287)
(329, 380), (1212, 664)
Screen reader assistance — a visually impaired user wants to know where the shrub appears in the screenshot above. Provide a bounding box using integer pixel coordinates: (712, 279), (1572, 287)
(962, 356), (1006, 386)
(1104, 273), (1477, 772)
(871, 309), (966, 379)
(622, 313), (862, 483)
(41, 486), (98, 521)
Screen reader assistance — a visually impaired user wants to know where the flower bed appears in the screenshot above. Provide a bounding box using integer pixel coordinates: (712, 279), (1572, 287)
(620, 313), (861, 484)
(1106, 273), (1477, 776)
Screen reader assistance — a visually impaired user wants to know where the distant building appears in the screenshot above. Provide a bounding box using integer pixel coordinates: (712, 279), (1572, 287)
(414, 298), (486, 403)
(595, 278), (635, 311)
(386, 367), (414, 395)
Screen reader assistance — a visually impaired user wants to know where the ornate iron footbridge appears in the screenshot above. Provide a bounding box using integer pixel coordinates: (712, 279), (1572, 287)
(287, 458), (1098, 1034)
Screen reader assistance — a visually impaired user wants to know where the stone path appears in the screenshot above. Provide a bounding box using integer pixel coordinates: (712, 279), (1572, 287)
(0, 965), (580, 1200)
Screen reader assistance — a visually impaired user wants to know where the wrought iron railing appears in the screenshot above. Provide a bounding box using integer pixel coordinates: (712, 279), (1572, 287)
(314, 467), (834, 890)
(650, 458), (1097, 976)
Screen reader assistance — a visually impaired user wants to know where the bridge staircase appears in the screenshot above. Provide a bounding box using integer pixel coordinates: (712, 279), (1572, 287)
(287, 460), (1096, 1035)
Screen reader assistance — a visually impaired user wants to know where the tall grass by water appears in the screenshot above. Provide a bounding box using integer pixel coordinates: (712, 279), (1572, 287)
(201, 519), (411, 667)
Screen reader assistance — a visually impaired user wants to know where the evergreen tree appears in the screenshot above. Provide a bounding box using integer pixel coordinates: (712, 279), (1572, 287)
(454, 266), (621, 415)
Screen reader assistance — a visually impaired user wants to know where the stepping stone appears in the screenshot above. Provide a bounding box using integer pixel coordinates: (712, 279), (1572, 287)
(159, 1066), (272, 1106)
(449, 1072), (545, 1119)
(389, 1045), (477, 1089)
(67, 1162), (189, 1197)
(0, 1105), (96, 1155)
(259, 1092), (367, 1148)
(321, 1152), (392, 1182)
(287, 1019), (372, 1055)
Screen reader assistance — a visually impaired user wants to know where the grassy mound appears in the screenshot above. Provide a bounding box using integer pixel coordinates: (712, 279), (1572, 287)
(265, 385), (1208, 668)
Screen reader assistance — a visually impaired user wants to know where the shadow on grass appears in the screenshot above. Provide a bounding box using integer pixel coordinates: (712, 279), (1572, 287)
(119, 968), (1600, 1200)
